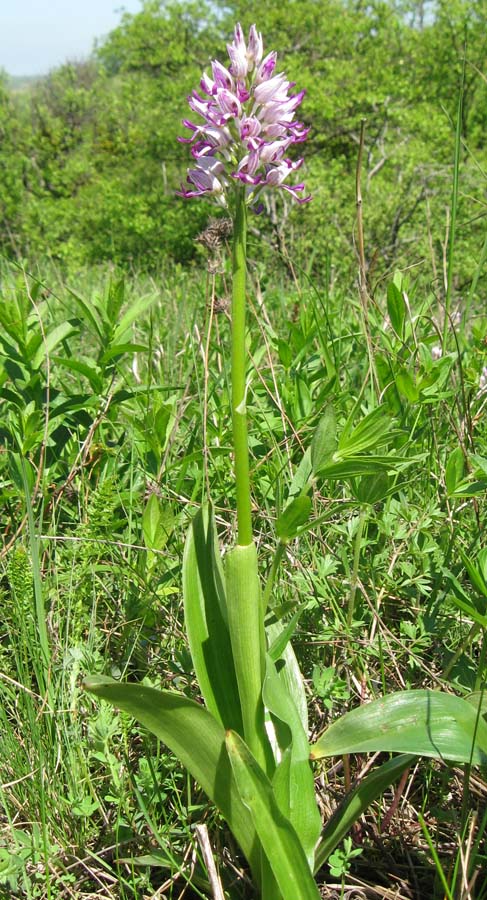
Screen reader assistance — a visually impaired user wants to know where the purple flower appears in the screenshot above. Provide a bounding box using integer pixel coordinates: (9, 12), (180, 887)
(178, 24), (310, 208)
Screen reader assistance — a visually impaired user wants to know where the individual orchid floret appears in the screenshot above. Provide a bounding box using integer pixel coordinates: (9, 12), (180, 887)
(178, 23), (310, 209)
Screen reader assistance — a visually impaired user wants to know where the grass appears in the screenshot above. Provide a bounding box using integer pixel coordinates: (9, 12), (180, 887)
(0, 248), (486, 899)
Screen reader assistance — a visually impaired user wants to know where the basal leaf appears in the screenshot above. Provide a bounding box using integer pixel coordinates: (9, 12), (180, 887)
(311, 690), (487, 765)
(314, 754), (414, 869)
(183, 506), (243, 733)
(263, 656), (321, 868)
(83, 677), (260, 882)
(226, 730), (321, 900)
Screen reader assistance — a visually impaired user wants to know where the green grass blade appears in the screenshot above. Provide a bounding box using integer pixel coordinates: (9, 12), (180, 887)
(83, 676), (260, 881)
(225, 730), (321, 900)
(314, 754), (415, 870)
(311, 690), (487, 765)
(183, 505), (243, 733)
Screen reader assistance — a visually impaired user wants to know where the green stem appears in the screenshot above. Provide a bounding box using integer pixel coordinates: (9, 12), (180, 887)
(442, 58), (464, 350)
(232, 188), (253, 546)
(347, 508), (367, 630)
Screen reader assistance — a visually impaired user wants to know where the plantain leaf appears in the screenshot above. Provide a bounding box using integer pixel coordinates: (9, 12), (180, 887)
(263, 656), (321, 869)
(310, 690), (487, 765)
(83, 676), (260, 882)
(314, 754), (414, 870)
(226, 730), (321, 900)
(183, 505), (243, 733)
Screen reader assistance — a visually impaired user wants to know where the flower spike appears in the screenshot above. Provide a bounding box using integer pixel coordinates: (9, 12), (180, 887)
(178, 24), (310, 209)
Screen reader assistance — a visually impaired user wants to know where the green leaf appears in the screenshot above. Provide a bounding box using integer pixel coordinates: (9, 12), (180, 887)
(106, 276), (126, 325)
(354, 471), (390, 504)
(460, 550), (487, 599)
(314, 755), (414, 870)
(311, 406), (337, 475)
(387, 281), (406, 336)
(278, 338), (293, 368)
(51, 356), (103, 392)
(142, 494), (175, 551)
(226, 730), (321, 900)
(395, 369), (419, 402)
(66, 286), (105, 343)
(267, 607), (306, 663)
(337, 406), (396, 456)
(100, 342), (148, 364)
(317, 456), (407, 479)
(445, 447), (465, 496)
(276, 495), (312, 542)
(31, 321), (77, 369)
(111, 292), (158, 344)
(263, 656), (321, 868)
(83, 677), (260, 882)
(310, 690), (487, 765)
(183, 506), (243, 734)
(288, 447), (313, 499)
(266, 620), (308, 734)
(443, 567), (487, 623)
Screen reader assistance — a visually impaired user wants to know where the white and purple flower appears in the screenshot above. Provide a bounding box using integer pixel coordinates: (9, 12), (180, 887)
(178, 24), (310, 209)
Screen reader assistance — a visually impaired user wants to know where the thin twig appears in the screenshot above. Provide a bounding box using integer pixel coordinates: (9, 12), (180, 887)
(195, 824), (225, 900)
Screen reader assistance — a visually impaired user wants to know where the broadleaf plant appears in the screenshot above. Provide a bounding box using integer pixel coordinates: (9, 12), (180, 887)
(84, 21), (487, 899)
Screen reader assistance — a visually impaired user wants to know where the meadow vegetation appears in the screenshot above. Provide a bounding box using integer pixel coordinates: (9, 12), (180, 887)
(1, 1), (487, 898)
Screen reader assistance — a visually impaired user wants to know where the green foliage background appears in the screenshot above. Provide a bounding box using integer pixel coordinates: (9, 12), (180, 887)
(1, 0), (486, 289)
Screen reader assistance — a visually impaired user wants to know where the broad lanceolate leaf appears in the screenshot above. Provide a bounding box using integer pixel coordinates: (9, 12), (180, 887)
(183, 506), (243, 733)
(311, 690), (487, 765)
(143, 494), (175, 551)
(314, 754), (414, 870)
(226, 730), (321, 900)
(83, 677), (260, 882)
(263, 656), (321, 869)
(311, 406), (337, 475)
(445, 446), (465, 496)
(386, 280), (406, 337)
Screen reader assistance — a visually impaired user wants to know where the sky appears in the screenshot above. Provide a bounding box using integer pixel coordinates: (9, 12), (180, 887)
(0, 0), (143, 77)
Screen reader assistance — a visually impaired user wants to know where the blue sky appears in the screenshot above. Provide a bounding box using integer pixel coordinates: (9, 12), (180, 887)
(0, 0), (143, 76)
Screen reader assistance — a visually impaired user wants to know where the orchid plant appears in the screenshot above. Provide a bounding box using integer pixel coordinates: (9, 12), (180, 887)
(85, 24), (487, 900)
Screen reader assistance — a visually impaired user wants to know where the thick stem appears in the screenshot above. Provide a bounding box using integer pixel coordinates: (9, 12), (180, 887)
(232, 189), (253, 546)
